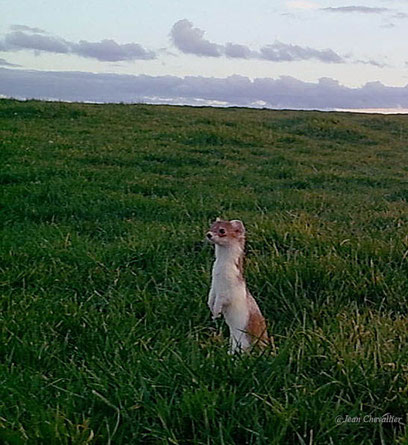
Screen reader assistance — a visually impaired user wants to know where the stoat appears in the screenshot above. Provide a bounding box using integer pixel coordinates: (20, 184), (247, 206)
(206, 218), (269, 353)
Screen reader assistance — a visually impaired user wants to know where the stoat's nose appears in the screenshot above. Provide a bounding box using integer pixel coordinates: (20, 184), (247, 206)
(206, 232), (213, 239)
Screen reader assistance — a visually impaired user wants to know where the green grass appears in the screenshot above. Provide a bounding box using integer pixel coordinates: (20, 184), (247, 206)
(1, 98), (408, 444)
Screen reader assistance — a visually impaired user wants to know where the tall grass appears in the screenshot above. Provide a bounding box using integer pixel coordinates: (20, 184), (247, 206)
(1, 99), (408, 443)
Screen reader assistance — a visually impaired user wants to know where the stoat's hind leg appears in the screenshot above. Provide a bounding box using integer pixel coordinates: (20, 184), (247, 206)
(228, 328), (250, 354)
(228, 335), (238, 355)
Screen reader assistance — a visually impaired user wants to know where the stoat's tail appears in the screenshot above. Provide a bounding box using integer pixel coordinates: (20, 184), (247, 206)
(246, 294), (273, 350)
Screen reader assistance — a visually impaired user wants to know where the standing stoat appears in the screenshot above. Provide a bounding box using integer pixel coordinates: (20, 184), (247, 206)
(206, 218), (269, 353)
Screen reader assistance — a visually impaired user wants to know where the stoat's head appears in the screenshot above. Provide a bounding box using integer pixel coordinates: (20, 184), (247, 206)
(206, 218), (245, 247)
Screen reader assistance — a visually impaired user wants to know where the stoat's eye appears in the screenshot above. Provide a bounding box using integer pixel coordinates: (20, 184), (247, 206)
(219, 228), (226, 235)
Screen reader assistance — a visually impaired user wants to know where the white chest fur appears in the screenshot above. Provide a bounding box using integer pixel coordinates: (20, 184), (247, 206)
(211, 245), (249, 330)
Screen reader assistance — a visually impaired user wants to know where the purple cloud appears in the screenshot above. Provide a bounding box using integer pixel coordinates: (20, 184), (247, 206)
(171, 19), (346, 64)
(73, 39), (155, 61)
(224, 43), (255, 59)
(1, 67), (408, 111)
(260, 41), (343, 63)
(5, 31), (70, 54)
(170, 19), (221, 57)
(1, 21), (383, 67)
(0, 29), (155, 61)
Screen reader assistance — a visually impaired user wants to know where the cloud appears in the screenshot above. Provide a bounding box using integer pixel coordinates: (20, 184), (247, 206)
(72, 40), (155, 61)
(4, 31), (71, 54)
(0, 58), (20, 67)
(170, 19), (221, 57)
(0, 28), (155, 61)
(354, 59), (387, 68)
(9, 24), (47, 33)
(392, 12), (408, 19)
(322, 6), (390, 14)
(1, 21), (383, 67)
(171, 19), (344, 64)
(321, 6), (408, 29)
(1, 67), (408, 111)
(259, 41), (344, 63)
(286, 1), (319, 10)
(224, 42), (255, 59)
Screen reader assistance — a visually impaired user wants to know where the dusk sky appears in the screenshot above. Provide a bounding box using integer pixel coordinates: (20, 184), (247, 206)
(1, 0), (408, 111)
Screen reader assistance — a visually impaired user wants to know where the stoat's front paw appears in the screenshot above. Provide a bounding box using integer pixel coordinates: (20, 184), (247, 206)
(212, 312), (221, 320)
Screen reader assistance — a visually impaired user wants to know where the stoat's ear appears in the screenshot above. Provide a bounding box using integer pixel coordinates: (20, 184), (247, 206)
(216, 217), (221, 222)
(230, 219), (245, 234)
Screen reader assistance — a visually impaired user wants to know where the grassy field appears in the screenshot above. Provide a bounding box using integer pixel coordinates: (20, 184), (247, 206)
(1, 98), (408, 444)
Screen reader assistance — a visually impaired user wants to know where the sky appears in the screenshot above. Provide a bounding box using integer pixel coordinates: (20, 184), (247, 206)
(1, 0), (408, 111)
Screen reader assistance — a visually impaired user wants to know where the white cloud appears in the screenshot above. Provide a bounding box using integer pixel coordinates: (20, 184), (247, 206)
(0, 58), (20, 67)
(286, 1), (319, 10)
(322, 6), (390, 14)
(10, 24), (47, 34)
